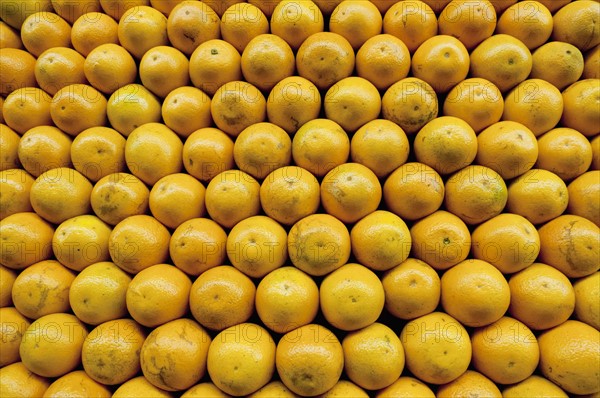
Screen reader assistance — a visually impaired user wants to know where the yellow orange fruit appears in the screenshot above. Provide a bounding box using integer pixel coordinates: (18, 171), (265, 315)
(0, 48), (36, 96)
(108, 83), (163, 136)
(0, 125), (20, 171)
(139, 45), (190, 98)
(376, 376), (435, 398)
(182, 127), (235, 182)
(71, 11), (119, 56)
(220, 2), (269, 52)
(496, 1), (552, 50)
(112, 376), (173, 398)
(211, 81), (267, 137)
(84, 43), (138, 94)
(3, 87), (53, 134)
(568, 170), (600, 226)
(0, 362), (50, 398)
(17, 126), (72, 177)
(383, 1), (438, 53)
(189, 39), (242, 96)
(536, 127), (592, 181)
(573, 271), (600, 330)
(0, 307), (30, 366)
(50, 83), (107, 136)
(400, 311), (472, 384)
(0, 212), (54, 270)
(90, 172), (150, 226)
(70, 126), (127, 182)
(502, 375), (569, 398)
(20, 11), (71, 57)
(0, 169), (33, 220)
(241, 33), (296, 92)
(270, 0), (324, 50)
(267, 75), (322, 135)
(43, 370), (111, 397)
(324, 76), (381, 132)
(117, 5), (169, 59)
(381, 77), (439, 134)
(167, 1), (220, 56)
(552, 0), (600, 52)
(561, 78), (600, 137)
(328, 0), (382, 50)
(438, 0), (497, 50)
(149, 173), (206, 229)
(530, 41), (584, 90)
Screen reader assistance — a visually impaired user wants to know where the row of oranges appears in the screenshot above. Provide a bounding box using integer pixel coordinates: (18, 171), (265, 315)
(1, 0), (600, 397)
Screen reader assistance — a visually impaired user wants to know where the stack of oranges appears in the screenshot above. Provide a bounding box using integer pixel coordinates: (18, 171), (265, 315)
(1, 0), (599, 396)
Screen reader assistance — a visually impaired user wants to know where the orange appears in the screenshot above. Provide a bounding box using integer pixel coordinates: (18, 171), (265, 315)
(311, 0), (343, 15)
(140, 318), (211, 391)
(189, 39), (242, 96)
(248, 381), (297, 398)
(108, 214), (171, 274)
(69, 261), (132, 325)
(0, 0), (54, 29)
(531, 41), (584, 90)
(470, 34), (532, 93)
(82, 318), (145, 385)
(233, 122), (292, 179)
(70, 126), (127, 182)
(42, 370), (111, 397)
(536, 0), (571, 13)
(126, 263), (191, 328)
(0, 307), (30, 366)
(182, 382), (229, 398)
(536, 127), (592, 181)
(400, 311), (471, 385)
(162, 86), (212, 138)
(324, 76), (381, 132)
(444, 165), (508, 225)
(220, 2), (269, 52)
(383, 1), (437, 53)
(167, 1), (220, 56)
(266, 75), (321, 134)
(443, 77), (504, 133)
(350, 210), (411, 272)
(226, 215), (288, 278)
(3, 87), (53, 134)
(20, 11), (71, 57)
(476, 120), (538, 180)
(112, 377), (173, 398)
(502, 375), (569, 398)
(255, 266), (319, 333)
(207, 323), (275, 396)
(170, 217), (227, 276)
(381, 77), (438, 134)
(438, 0), (497, 51)
(538, 214), (600, 278)
(296, 31), (355, 90)
(382, 258), (440, 320)
(321, 162), (382, 224)
(84, 43), (138, 94)
(90, 172), (150, 226)
(287, 213), (351, 276)
(0, 172), (27, 216)
(30, 167), (93, 224)
(414, 115), (477, 175)
(0, 21), (22, 49)
(0, 48), (36, 96)
(342, 322), (404, 390)
(203, 0), (243, 16)
(0, 125), (20, 171)
(52, 214), (112, 271)
(486, 0), (518, 13)
(593, 134), (600, 170)
(50, 0), (101, 24)
(211, 81), (267, 137)
(50, 83), (107, 136)
(0, 362), (50, 397)
(148, 0), (181, 14)
(496, 1), (552, 50)
(241, 34), (295, 92)
(99, 0), (150, 21)
(574, 271), (600, 330)
(350, 119), (409, 178)
(506, 169), (569, 225)
(182, 127), (235, 182)
(471, 213), (540, 274)
(276, 323), (343, 396)
(502, 78), (564, 136)
(19, 312), (88, 377)
(320, 263), (385, 331)
(71, 11), (119, 56)
(118, 5), (169, 59)
(0, 212), (54, 270)
(538, 320), (600, 395)
(204, 169), (261, 228)
(411, 35), (470, 93)
(0, 265), (17, 305)
(471, 316), (540, 385)
(259, 165), (321, 226)
(376, 376), (435, 398)
(125, 122), (183, 185)
(568, 171), (600, 226)
(561, 79), (600, 137)
(17, 125), (72, 177)
(189, 265), (256, 331)
(292, 118), (349, 178)
(270, 0), (324, 50)
(383, 162), (444, 221)
(410, 210), (471, 270)
(584, 43), (600, 79)
(437, 370), (502, 398)
(553, 0), (600, 52)
(509, 262), (575, 330)
(441, 258), (510, 327)
(149, 173), (205, 229)
(318, 380), (368, 398)
(329, 0), (382, 50)
(139, 45), (189, 98)
(355, 34), (410, 91)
